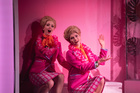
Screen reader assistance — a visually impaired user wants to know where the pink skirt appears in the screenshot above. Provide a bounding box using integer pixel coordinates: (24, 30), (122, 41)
(29, 71), (60, 86)
(69, 75), (105, 93)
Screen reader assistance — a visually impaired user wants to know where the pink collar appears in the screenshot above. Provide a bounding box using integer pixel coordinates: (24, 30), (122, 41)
(68, 43), (96, 63)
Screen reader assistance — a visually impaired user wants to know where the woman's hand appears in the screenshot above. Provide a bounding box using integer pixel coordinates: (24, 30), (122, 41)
(97, 55), (111, 64)
(98, 34), (105, 49)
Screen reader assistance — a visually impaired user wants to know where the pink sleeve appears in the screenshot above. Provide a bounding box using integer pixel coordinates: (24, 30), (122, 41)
(66, 50), (96, 72)
(57, 42), (71, 70)
(98, 49), (108, 65)
(85, 48), (107, 65)
(36, 36), (57, 59)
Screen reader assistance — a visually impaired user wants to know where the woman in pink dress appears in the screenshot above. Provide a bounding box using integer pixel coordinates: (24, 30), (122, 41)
(29, 16), (69, 93)
(64, 25), (111, 93)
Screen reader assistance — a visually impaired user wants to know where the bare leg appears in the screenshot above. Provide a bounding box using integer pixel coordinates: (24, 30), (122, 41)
(51, 74), (64, 93)
(37, 79), (54, 93)
(94, 78), (105, 93)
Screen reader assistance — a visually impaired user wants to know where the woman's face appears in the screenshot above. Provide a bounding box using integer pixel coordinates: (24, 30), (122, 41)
(43, 21), (55, 35)
(70, 32), (81, 47)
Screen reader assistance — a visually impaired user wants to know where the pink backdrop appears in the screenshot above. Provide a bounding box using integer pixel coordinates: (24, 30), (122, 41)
(1, 0), (138, 93)
(0, 0), (14, 93)
(19, 0), (111, 92)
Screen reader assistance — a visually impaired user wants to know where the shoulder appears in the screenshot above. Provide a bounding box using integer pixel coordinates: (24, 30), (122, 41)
(81, 43), (88, 48)
(82, 43), (91, 50)
(67, 49), (73, 53)
(52, 35), (58, 40)
(66, 50), (74, 56)
(36, 34), (43, 42)
(66, 50), (76, 61)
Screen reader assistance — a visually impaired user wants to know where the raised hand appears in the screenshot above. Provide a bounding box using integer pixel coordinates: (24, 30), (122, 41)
(98, 34), (105, 49)
(98, 55), (111, 64)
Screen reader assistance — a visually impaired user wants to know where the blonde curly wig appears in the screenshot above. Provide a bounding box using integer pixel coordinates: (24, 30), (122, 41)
(40, 16), (56, 28)
(64, 25), (81, 42)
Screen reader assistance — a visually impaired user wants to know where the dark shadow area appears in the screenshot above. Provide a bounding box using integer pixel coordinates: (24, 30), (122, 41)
(127, 37), (140, 79)
(111, 0), (126, 82)
(20, 20), (42, 93)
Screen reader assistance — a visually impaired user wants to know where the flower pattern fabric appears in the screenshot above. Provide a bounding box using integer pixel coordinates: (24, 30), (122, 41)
(69, 43), (97, 63)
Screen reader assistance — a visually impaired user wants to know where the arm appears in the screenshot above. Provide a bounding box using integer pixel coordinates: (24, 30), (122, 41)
(57, 42), (71, 70)
(66, 50), (96, 72)
(36, 35), (57, 59)
(83, 44), (107, 65)
(97, 34), (108, 65)
(98, 49), (108, 65)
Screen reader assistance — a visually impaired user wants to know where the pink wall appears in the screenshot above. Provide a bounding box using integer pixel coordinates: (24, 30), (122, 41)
(19, 0), (111, 86)
(0, 0), (14, 93)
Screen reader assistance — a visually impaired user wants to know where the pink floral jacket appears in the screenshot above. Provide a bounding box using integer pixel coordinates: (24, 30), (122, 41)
(30, 34), (70, 73)
(66, 43), (107, 90)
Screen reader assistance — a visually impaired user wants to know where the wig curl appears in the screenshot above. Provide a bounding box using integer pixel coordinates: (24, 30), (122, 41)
(64, 25), (81, 42)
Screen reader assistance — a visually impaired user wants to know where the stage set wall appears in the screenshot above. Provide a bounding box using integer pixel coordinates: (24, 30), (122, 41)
(18, 0), (126, 92)
(18, 0), (111, 83)
(0, 0), (130, 93)
(0, 0), (14, 93)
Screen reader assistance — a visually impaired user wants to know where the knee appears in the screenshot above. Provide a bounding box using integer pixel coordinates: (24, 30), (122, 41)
(46, 79), (54, 89)
(37, 80), (54, 93)
(100, 78), (105, 86)
(58, 74), (64, 81)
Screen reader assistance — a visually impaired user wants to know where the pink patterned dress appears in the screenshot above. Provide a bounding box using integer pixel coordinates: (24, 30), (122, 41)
(66, 43), (107, 93)
(29, 34), (69, 86)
